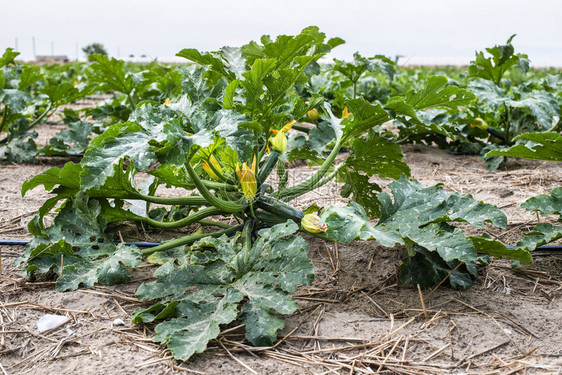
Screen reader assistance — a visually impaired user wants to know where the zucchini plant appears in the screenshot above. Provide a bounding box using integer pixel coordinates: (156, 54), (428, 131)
(18, 27), (530, 360)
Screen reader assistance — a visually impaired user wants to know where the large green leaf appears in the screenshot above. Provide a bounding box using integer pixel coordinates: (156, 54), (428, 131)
(521, 187), (562, 217)
(385, 75), (476, 124)
(40, 81), (80, 106)
(399, 245), (478, 289)
(41, 120), (93, 155)
(344, 131), (410, 179)
(0, 48), (19, 67)
(15, 194), (142, 291)
(515, 187), (562, 251)
(86, 54), (136, 97)
(321, 177), (527, 266)
(81, 129), (156, 190)
(517, 223), (562, 251)
(508, 89), (560, 130)
(0, 89), (30, 114)
(133, 221), (313, 360)
(339, 169), (382, 217)
(56, 243), (142, 291)
(486, 132), (562, 162)
(241, 26), (334, 69)
(176, 49), (236, 81)
(343, 98), (390, 140)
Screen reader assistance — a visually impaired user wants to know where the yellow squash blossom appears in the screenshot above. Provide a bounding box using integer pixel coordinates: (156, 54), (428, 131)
(236, 155), (257, 200)
(307, 108), (319, 121)
(163, 98), (171, 106)
(301, 213), (327, 233)
(202, 154), (222, 181)
(268, 120), (296, 153)
(342, 107), (352, 118)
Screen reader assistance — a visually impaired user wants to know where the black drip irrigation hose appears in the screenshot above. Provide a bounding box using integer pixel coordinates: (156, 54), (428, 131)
(0, 239), (562, 251)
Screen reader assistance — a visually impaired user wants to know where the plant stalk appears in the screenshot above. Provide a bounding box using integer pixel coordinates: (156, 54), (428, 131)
(279, 138), (343, 202)
(136, 207), (224, 229)
(141, 224), (244, 255)
(128, 191), (208, 206)
(28, 103), (53, 129)
(185, 161), (247, 214)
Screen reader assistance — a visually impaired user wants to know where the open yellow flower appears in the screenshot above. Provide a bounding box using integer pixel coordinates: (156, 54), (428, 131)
(268, 120), (296, 153)
(342, 107), (352, 118)
(236, 155), (257, 200)
(301, 213), (327, 233)
(163, 98), (171, 106)
(202, 154), (222, 181)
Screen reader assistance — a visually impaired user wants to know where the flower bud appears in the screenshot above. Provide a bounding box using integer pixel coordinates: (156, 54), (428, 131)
(269, 131), (287, 153)
(307, 108), (319, 121)
(301, 213), (327, 233)
(268, 120), (295, 153)
(236, 156), (257, 200)
(202, 155), (222, 181)
(342, 106), (352, 118)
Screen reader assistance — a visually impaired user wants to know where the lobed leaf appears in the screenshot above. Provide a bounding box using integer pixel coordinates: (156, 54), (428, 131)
(134, 221), (313, 360)
(486, 132), (562, 162)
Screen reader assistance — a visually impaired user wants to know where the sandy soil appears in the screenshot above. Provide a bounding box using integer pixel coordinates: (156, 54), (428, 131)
(0, 123), (561, 374)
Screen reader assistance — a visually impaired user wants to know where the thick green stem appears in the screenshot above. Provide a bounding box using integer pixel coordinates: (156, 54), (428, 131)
(136, 207), (224, 229)
(185, 161), (247, 214)
(236, 219), (256, 277)
(29, 103), (53, 129)
(503, 106), (511, 145)
(0, 106), (8, 132)
(202, 180), (237, 192)
(313, 163), (344, 191)
(128, 191), (208, 206)
(198, 220), (233, 229)
(141, 224), (244, 255)
(127, 92), (136, 109)
(279, 138), (343, 202)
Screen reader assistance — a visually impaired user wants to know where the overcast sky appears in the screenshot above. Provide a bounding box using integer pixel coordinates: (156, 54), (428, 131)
(2, 0), (561, 66)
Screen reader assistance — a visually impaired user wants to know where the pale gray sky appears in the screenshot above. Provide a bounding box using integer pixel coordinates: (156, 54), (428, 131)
(2, 0), (561, 66)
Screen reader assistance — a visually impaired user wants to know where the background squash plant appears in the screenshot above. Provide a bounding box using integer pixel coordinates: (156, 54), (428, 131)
(17, 27), (531, 360)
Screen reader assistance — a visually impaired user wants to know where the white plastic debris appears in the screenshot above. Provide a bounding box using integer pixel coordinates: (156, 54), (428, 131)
(37, 314), (70, 333)
(113, 318), (125, 326)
